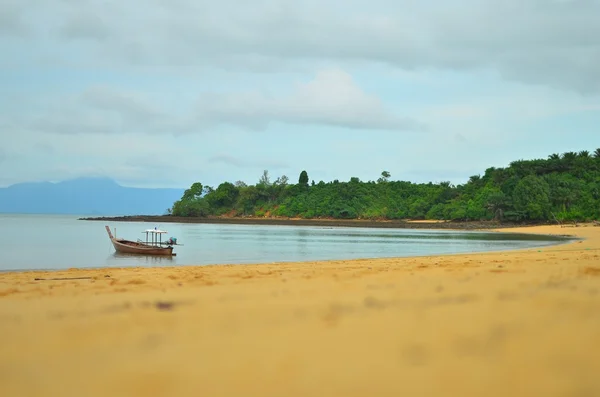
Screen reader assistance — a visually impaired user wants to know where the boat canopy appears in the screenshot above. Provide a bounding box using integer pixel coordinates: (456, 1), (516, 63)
(143, 229), (168, 234)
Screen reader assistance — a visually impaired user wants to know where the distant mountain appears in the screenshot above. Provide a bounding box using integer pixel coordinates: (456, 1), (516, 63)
(0, 177), (185, 215)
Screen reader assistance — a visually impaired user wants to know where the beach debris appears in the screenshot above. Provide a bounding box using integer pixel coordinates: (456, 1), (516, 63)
(154, 301), (176, 311)
(34, 276), (94, 281)
(364, 296), (387, 309)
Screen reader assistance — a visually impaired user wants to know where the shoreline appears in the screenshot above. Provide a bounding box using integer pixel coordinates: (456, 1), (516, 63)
(1, 224), (599, 396)
(79, 214), (558, 230)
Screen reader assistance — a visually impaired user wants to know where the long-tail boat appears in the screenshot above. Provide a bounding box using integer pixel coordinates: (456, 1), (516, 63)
(105, 225), (179, 256)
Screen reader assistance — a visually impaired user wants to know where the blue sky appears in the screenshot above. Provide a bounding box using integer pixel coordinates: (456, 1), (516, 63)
(1, 0), (599, 189)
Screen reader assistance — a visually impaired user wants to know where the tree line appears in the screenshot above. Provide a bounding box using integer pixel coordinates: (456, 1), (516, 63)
(170, 149), (600, 223)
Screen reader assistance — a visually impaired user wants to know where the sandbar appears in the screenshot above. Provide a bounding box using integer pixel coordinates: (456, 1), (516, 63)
(1, 224), (600, 397)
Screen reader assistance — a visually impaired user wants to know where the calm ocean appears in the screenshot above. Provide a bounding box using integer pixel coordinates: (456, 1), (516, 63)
(0, 214), (570, 271)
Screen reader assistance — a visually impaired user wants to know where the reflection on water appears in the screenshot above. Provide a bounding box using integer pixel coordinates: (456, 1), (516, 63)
(107, 253), (175, 267)
(297, 229), (309, 256)
(0, 214), (574, 271)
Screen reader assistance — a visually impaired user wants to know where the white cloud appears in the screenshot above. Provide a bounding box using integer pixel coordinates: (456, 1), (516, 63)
(208, 154), (290, 171)
(196, 69), (425, 131)
(14, 69), (423, 135)
(0, 1), (30, 37)
(79, 86), (166, 124)
(5, 0), (596, 93)
(22, 86), (192, 135)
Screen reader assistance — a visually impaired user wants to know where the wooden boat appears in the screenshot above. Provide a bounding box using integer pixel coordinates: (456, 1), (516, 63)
(105, 225), (178, 256)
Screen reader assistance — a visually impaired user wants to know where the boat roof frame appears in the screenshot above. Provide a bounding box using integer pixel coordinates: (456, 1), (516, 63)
(143, 229), (168, 234)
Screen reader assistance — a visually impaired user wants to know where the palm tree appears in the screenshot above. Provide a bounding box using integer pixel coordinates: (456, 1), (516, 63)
(579, 150), (590, 158)
(562, 152), (577, 162)
(594, 148), (600, 159)
(486, 191), (508, 221)
(469, 175), (481, 184)
(547, 153), (562, 172)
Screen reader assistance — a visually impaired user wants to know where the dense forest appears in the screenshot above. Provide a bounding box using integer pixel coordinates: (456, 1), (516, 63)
(170, 149), (600, 223)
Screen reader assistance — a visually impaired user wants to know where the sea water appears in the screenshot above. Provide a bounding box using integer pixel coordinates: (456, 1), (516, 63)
(0, 214), (571, 271)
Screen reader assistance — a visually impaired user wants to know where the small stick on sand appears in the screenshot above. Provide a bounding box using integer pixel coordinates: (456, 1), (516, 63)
(34, 277), (94, 281)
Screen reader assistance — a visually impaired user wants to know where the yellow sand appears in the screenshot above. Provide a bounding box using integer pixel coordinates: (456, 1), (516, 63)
(1, 224), (600, 397)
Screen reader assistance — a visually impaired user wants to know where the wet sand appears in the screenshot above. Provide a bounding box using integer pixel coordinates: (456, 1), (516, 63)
(1, 224), (600, 397)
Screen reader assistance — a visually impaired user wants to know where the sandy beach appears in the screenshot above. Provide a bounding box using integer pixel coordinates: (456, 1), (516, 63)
(1, 224), (599, 397)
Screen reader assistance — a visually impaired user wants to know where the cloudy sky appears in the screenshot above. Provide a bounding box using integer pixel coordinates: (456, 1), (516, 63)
(1, 0), (599, 189)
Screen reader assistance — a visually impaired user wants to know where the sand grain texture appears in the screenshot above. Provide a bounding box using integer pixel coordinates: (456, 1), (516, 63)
(1, 225), (600, 396)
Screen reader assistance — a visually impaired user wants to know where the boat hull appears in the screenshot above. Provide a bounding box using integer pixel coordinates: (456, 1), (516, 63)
(110, 238), (174, 256)
(105, 225), (175, 256)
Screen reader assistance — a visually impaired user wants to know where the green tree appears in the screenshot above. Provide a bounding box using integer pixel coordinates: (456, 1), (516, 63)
(171, 197), (209, 217)
(562, 152), (577, 163)
(377, 171), (391, 183)
(236, 185), (260, 215)
(275, 175), (289, 186)
(512, 175), (551, 220)
(258, 170), (271, 187)
(182, 182), (203, 200)
(484, 190), (509, 221)
(171, 182), (207, 216)
(546, 174), (579, 212)
(206, 182), (239, 209)
(468, 174), (481, 184)
(298, 170), (309, 186)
